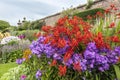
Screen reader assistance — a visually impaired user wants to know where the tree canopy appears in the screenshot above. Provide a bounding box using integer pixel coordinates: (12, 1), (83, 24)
(0, 20), (10, 31)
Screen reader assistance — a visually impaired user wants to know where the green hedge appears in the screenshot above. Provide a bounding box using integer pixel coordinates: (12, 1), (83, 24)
(74, 8), (104, 20)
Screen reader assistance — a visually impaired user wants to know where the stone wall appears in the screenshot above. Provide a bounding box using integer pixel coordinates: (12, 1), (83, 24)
(40, 0), (120, 26)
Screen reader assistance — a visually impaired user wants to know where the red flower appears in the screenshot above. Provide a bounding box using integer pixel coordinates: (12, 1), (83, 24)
(70, 38), (78, 47)
(50, 60), (57, 66)
(58, 65), (67, 76)
(111, 36), (120, 42)
(63, 50), (73, 62)
(34, 32), (41, 38)
(57, 38), (66, 48)
(42, 26), (51, 32)
(96, 11), (103, 17)
(94, 32), (105, 48)
(105, 8), (111, 14)
(71, 26), (80, 34)
(113, 7), (118, 11)
(109, 22), (115, 28)
(68, 16), (79, 26)
(73, 62), (81, 71)
(53, 30), (59, 37)
(57, 16), (68, 26)
(75, 31), (82, 40)
(110, 4), (115, 9)
(87, 15), (92, 20)
(118, 57), (120, 62)
(43, 36), (51, 44)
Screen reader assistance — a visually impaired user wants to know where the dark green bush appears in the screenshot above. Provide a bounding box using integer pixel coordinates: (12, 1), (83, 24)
(74, 8), (104, 20)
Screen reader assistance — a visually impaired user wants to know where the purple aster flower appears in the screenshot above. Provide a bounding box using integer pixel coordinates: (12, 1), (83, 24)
(86, 42), (98, 52)
(36, 70), (42, 79)
(53, 53), (61, 60)
(16, 59), (23, 64)
(83, 42), (113, 72)
(106, 51), (118, 64)
(81, 59), (87, 71)
(72, 54), (82, 63)
(84, 50), (96, 59)
(114, 46), (120, 56)
(64, 58), (73, 67)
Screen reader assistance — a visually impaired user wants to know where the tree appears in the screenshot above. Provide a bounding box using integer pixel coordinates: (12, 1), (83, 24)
(0, 20), (10, 31)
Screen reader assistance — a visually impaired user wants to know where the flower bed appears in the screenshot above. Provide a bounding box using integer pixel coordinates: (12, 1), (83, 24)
(15, 4), (120, 80)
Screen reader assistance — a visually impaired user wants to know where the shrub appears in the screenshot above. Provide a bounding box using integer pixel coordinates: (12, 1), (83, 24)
(28, 20), (45, 30)
(0, 20), (10, 31)
(74, 8), (104, 20)
(12, 30), (39, 41)
(17, 20), (45, 31)
(0, 40), (31, 63)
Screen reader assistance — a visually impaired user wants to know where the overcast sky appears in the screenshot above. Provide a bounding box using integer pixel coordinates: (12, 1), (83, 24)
(0, 0), (87, 26)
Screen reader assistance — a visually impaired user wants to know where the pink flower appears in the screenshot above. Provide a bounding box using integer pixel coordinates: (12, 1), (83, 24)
(20, 75), (27, 80)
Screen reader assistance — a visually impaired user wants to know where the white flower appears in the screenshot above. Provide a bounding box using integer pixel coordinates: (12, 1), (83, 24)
(0, 36), (20, 45)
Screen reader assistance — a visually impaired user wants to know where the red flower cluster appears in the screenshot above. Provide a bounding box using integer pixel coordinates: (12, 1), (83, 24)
(40, 11), (120, 76)
(94, 32), (110, 49)
(73, 62), (81, 71)
(34, 32), (41, 38)
(58, 65), (67, 76)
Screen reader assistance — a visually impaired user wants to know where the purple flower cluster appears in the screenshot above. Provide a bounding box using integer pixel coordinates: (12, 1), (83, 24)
(30, 36), (120, 72)
(30, 36), (69, 59)
(83, 42), (119, 72)
(63, 42), (119, 72)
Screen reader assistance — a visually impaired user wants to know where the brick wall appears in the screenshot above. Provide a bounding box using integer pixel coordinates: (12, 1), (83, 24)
(40, 0), (120, 26)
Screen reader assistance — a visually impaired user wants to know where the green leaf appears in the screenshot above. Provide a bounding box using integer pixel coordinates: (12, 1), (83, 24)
(114, 65), (120, 79)
(96, 74), (99, 80)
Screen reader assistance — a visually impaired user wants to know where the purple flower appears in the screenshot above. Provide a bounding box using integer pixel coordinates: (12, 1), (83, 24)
(83, 42), (112, 72)
(72, 54), (82, 63)
(84, 50), (96, 59)
(53, 53), (61, 60)
(20, 75), (27, 80)
(36, 70), (42, 79)
(86, 42), (98, 52)
(64, 58), (73, 67)
(18, 35), (25, 39)
(16, 59), (23, 64)
(114, 46), (120, 56)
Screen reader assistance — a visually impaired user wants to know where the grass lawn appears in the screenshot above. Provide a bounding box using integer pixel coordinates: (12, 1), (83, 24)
(0, 62), (18, 77)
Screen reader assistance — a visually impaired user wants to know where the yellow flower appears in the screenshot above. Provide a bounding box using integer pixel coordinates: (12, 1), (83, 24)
(0, 32), (4, 39)
(4, 32), (11, 37)
(23, 49), (31, 61)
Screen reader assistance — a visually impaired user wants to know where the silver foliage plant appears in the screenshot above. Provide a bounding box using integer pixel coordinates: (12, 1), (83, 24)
(0, 39), (31, 54)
